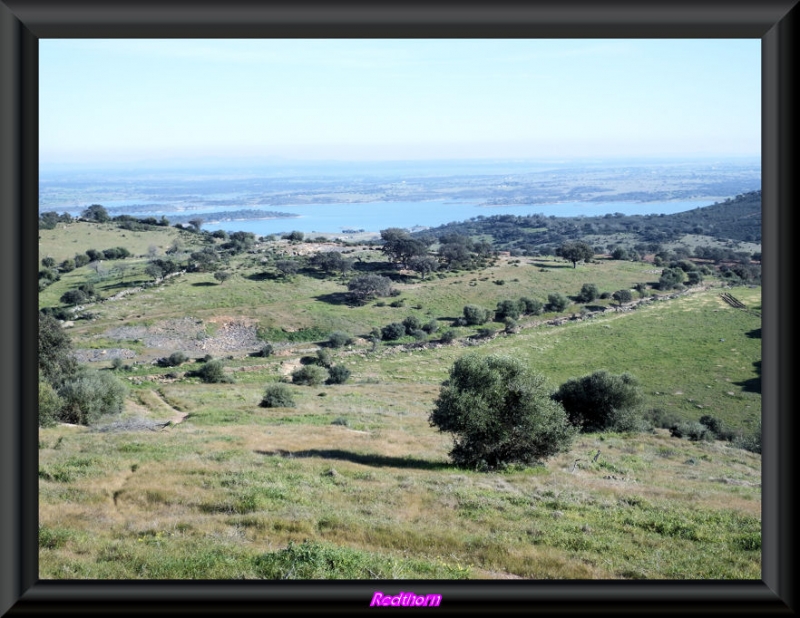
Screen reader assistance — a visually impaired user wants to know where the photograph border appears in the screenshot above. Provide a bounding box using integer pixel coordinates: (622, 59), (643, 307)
(1, 1), (796, 614)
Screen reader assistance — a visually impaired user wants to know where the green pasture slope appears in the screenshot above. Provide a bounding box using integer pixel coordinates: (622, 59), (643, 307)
(38, 220), (761, 579)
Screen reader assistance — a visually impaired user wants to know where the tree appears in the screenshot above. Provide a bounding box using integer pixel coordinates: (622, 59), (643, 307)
(38, 313), (78, 387)
(188, 217), (204, 232)
(380, 228), (428, 267)
(214, 271), (232, 284)
(552, 370), (644, 433)
(275, 259), (301, 279)
(657, 267), (684, 290)
(576, 283), (599, 303)
(285, 230), (304, 242)
(612, 289), (633, 306)
(408, 255), (439, 280)
(556, 241), (594, 268)
(347, 274), (393, 304)
(429, 354), (577, 470)
(41, 256), (56, 268)
(81, 204), (110, 223)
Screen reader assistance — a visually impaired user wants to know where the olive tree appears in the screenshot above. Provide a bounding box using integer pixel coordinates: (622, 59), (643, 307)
(429, 354), (577, 470)
(552, 370), (644, 433)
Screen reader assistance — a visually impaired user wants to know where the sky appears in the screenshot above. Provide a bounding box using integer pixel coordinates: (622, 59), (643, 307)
(39, 39), (761, 166)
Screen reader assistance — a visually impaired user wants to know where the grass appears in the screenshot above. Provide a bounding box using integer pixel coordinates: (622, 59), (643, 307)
(38, 224), (761, 579)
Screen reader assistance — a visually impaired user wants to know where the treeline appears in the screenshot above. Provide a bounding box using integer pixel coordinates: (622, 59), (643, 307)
(414, 191), (761, 252)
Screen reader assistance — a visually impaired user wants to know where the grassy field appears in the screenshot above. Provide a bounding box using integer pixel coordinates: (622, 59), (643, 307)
(38, 222), (762, 579)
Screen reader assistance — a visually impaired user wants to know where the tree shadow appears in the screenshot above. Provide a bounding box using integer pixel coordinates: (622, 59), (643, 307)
(191, 282), (217, 287)
(313, 292), (353, 306)
(531, 262), (572, 269)
(254, 448), (451, 471)
(745, 328), (761, 339)
(734, 360), (761, 394)
(246, 271), (277, 282)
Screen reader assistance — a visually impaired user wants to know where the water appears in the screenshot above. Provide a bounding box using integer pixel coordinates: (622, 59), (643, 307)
(41, 197), (717, 237)
(197, 198), (715, 236)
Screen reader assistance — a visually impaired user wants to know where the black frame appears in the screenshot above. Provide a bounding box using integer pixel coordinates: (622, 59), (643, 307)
(1, 1), (795, 615)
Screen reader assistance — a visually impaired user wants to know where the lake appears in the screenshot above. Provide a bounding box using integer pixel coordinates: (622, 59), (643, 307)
(197, 198), (716, 237)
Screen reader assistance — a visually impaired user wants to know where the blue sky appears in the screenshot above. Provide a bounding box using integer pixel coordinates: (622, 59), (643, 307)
(39, 39), (760, 164)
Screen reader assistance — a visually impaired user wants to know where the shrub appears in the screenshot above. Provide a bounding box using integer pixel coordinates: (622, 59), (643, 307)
(463, 304), (491, 325)
(699, 415), (736, 441)
(422, 319), (439, 334)
(316, 348), (333, 368)
(260, 343), (275, 357)
(670, 422), (713, 441)
(59, 369), (128, 425)
(260, 384), (296, 408)
(38, 379), (63, 427)
(291, 365), (327, 386)
(429, 354), (577, 470)
(60, 289), (89, 306)
(643, 407), (681, 429)
(195, 360), (232, 384)
(439, 330), (457, 344)
(158, 351), (188, 368)
(546, 293), (570, 312)
(381, 322), (407, 341)
(519, 297), (543, 315)
(402, 315), (423, 334)
(495, 299), (522, 321)
(326, 365), (351, 385)
(553, 370), (644, 433)
(734, 419), (761, 453)
(576, 283), (599, 303)
(327, 331), (352, 348)
(503, 317), (518, 334)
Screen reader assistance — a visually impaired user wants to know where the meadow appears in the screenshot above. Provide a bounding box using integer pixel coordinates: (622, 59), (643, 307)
(38, 220), (762, 579)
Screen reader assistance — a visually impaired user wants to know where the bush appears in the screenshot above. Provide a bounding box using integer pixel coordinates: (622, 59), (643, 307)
(576, 283), (599, 303)
(381, 322), (407, 341)
(519, 297), (543, 315)
(316, 348), (333, 368)
(439, 330), (457, 344)
(553, 370), (644, 433)
(734, 419), (761, 453)
(670, 421), (713, 441)
(260, 343), (275, 357)
(291, 365), (327, 386)
(38, 379), (63, 427)
(59, 369), (128, 425)
(422, 319), (439, 334)
(402, 315), (423, 334)
(158, 351), (188, 368)
(60, 289), (89, 306)
(326, 365), (351, 385)
(429, 354), (577, 470)
(327, 331), (352, 348)
(260, 384), (296, 408)
(643, 407), (681, 429)
(495, 299), (522, 321)
(699, 415), (736, 441)
(545, 293), (570, 312)
(194, 359), (232, 384)
(463, 304), (491, 325)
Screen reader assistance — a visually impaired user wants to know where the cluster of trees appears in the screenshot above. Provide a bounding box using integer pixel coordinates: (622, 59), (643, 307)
(429, 354), (647, 470)
(414, 191), (762, 253)
(38, 314), (128, 427)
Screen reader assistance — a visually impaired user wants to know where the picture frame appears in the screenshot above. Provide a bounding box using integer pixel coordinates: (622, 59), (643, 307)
(1, 1), (795, 614)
